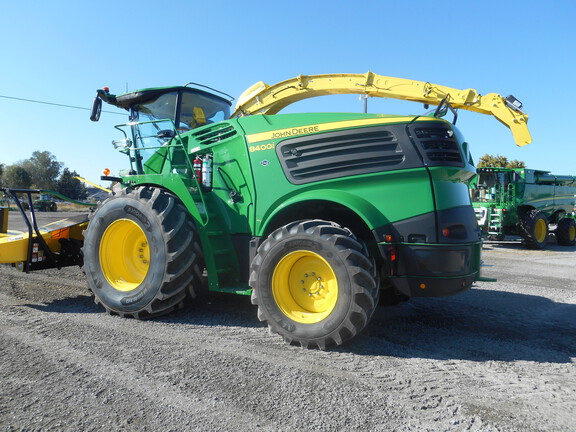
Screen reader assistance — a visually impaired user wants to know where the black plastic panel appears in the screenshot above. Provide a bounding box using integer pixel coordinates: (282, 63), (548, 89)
(373, 205), (481, 246)
(408, 124), (464, 167)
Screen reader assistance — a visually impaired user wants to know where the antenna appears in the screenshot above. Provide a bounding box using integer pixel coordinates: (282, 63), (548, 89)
(359, 94), (368, 113)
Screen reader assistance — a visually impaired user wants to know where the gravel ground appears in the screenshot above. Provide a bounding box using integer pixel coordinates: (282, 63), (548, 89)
(1, 212), (575, 431)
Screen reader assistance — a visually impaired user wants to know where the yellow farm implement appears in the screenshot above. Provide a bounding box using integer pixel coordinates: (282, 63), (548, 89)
(0, 188), (92, 272)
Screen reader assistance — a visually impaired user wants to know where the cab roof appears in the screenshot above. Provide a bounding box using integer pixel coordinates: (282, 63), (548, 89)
(102, 86), (232, 110)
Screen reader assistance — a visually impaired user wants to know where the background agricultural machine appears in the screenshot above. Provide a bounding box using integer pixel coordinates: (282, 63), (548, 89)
(33, 193), (58, 212)
(470, 167), (576, 248)
(0, 73), (532, 348)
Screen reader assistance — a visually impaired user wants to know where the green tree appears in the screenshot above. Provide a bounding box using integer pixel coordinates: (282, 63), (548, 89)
(21, 150), (62, 189)
(0, 163), (4, 185)
(507, 159), (525, 168)
(3, 165), (32, 188)
(477, 154), (525, 168)
(57, 168), (87, 200)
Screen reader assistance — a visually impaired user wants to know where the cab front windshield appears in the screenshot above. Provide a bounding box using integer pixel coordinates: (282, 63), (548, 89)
(132, 89), (230, 133)
(129, 89), (230, 165)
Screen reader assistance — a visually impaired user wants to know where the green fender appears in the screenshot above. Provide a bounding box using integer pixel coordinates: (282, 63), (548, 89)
(258, 188), (390, 236)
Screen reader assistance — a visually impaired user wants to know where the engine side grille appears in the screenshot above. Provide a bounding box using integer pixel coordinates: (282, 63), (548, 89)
(192, 123), (237, 146)
(276, 126), (416, 184)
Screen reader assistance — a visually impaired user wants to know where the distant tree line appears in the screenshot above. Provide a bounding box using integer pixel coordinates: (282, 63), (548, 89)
(477, 154), (525, 168)
(0, 151), (87, 200)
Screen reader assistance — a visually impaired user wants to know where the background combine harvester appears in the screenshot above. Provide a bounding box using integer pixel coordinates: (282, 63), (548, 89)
(0, 73), (532, 349)
(470, 167), (576, 248)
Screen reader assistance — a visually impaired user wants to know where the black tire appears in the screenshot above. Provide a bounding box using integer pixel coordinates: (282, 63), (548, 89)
(556, 217), (576, 246)
(250, 220), (378, 349)
(82, 186), (204, 318)
(358, 240), (381, 320)
(520, 210), (549, 249)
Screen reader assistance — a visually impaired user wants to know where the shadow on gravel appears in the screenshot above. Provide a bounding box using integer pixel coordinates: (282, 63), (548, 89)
(23, 283), (575, 363)
(353, 288), (576, 363)
(157, 291), (262, 328)
(26, 291), (260, 327)
(27, 295), (96, 314)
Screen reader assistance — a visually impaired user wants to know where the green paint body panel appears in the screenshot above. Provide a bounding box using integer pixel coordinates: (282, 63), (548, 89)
(106, 88), (482, 298)
(470, 167), (576, 239)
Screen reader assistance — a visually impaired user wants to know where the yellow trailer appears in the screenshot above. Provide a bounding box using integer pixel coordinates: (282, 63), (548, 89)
(0, 188), (91, 272)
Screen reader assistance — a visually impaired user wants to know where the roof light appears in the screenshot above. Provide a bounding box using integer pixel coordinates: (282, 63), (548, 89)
(505, 95), (523, 112)
(103, 168), (111, 176)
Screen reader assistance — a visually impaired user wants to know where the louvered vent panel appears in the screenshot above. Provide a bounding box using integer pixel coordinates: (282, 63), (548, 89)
(413, 126), (463, 165)
(193, 124), (237, 145)
(277, 128), (406, 184)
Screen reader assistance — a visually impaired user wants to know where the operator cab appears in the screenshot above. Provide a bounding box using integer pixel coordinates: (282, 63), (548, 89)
(90, 85), (232, 176)
(91, 85), (232, 128)
(471, 168), (519, 203)
(127, 87), (231, 131)
(124, 88), (232, 154)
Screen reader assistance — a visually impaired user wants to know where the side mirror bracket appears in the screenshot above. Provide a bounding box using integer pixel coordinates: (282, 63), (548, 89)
(433, 96), (458, 125)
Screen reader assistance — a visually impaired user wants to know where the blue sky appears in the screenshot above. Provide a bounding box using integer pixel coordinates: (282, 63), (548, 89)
(1, 1), (575, 185)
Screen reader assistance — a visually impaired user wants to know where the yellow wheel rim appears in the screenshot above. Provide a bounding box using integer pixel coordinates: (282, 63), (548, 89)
(99, 219), (150, 292)
(534, 218), (547, 243)
(272, 251), (338, 324)
(569, 224), (576, 241)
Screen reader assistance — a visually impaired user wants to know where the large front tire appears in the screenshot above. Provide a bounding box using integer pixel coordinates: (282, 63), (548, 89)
(82, 186), (204, 318)
(250, 220), (378, 349)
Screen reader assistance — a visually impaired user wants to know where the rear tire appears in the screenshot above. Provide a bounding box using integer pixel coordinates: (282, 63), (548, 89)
(250, 220), (378, 349)
(556, 217), (576, 246)
(521, 210), (549, 249)
(82, 186), (204, 318)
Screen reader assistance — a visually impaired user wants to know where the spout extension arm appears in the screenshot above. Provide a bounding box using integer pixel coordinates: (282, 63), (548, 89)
(232, 72), (531, 146)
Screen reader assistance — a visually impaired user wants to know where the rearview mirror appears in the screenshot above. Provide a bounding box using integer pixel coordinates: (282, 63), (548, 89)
(90, 97), (102, 122)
